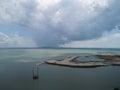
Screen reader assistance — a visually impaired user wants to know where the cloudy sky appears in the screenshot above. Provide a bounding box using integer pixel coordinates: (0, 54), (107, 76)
(0, 0), (120, 48)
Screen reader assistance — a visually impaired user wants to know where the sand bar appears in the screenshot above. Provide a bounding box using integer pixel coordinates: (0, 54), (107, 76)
(45, 56), (107, 67)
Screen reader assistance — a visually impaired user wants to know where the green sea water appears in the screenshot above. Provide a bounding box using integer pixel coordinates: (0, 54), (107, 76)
(0, 48), (120, 90)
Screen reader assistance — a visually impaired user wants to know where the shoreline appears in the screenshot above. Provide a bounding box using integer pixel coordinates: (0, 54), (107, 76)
(44, 54), (120, 68)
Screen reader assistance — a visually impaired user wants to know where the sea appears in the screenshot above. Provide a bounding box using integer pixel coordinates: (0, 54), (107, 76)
(0, 48), (120, 90)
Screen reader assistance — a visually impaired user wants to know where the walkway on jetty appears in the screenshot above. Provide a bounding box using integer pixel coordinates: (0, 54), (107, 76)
(34, 54), (120, 69)
(33, 54), (120, 80)
(45, 56), (107, 67)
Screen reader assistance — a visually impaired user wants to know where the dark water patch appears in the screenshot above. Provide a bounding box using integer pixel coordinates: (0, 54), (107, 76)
(0, 60), (120, 90)
(0, 49), (120, 90)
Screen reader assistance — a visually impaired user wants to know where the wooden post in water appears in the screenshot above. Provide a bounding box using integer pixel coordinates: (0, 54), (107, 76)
(33, 65), (39, 80)
(32, 62), (44, 80)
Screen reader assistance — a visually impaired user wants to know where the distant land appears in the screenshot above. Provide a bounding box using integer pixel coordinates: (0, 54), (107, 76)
(0, 47), (120, 50)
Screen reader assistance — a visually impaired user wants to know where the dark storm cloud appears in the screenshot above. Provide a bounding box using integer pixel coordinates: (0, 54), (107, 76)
(0, 0), (120, 47)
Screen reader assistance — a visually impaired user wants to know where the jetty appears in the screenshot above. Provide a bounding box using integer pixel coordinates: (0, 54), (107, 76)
(96, 54), (120, 66)
(33, 54), (120, 79)
(45, 56), (107, 67)
(34, 54), (120, 69)
(33, 62), (45, 80)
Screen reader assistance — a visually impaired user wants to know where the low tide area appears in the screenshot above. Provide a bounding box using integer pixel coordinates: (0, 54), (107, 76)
(0, 48), (120, 90)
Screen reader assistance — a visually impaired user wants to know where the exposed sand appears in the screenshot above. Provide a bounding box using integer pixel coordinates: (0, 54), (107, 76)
(45, 54), (120, 67)
(45, 56), (107, 67)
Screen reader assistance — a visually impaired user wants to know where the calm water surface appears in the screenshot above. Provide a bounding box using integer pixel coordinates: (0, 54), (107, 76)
(0, 48), (120, 90)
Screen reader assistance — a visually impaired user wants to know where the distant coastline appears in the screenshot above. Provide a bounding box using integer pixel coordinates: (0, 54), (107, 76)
(0, 47), (120, 50)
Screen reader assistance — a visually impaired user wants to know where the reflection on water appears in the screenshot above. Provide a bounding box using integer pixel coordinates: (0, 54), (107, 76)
(0, 48), (120, 90)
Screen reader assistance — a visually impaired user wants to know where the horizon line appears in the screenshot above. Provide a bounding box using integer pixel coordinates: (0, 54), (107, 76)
(0, 47), (120, 49)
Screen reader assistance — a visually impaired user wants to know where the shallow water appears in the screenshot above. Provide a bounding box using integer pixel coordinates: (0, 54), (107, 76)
(0, 48), (120, 90)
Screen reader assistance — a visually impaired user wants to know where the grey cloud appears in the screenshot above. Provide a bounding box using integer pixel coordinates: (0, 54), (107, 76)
(0, 0), (120, 47)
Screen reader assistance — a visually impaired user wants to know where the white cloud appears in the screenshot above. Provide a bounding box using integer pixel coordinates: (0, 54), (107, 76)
(0, 32), (36, 47)
(62, 32), (120, 48)
(36, 0), (60, 10)
(0, 0), (28, 23)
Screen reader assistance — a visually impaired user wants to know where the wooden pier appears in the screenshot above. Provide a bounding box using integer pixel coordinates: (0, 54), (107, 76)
(33, 62), (44, 80)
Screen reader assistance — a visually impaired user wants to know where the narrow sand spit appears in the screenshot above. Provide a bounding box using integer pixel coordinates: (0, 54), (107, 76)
(45, 56), (107, 67)
(35, 54), (120, 68)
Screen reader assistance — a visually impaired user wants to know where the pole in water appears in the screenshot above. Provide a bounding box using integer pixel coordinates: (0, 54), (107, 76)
(33, 65), (39, 80)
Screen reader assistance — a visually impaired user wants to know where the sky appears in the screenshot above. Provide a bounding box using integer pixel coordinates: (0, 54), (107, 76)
(0, 0), (120, 48)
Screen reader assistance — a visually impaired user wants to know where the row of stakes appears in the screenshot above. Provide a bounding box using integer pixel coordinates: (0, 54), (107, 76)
(33, 65), (39, 80)
(32, 62), (120, 90)
(33, 62), (44, 80)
